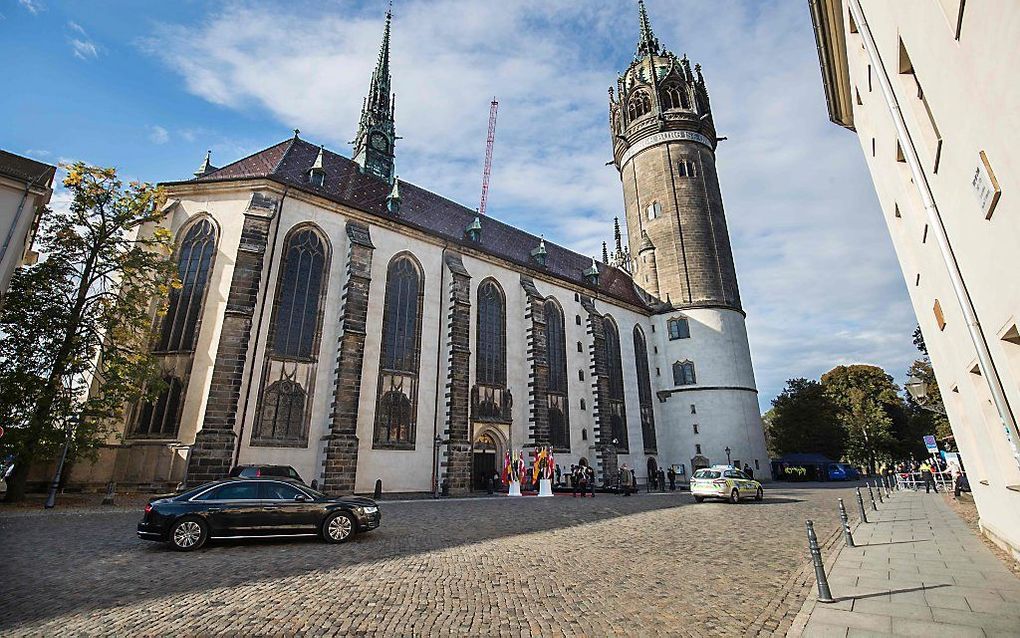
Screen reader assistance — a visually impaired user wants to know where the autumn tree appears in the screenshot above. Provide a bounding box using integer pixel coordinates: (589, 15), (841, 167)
(0, 164), (175, 501)
(765, 378), (845, 460)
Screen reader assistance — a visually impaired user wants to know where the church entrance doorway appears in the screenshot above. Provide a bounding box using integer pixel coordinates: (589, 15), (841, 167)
(472, 431), (498, 492)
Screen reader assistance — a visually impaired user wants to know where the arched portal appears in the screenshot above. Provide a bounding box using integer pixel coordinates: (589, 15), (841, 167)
(472, 426), (506, 491)
(647, 456), (658, 480)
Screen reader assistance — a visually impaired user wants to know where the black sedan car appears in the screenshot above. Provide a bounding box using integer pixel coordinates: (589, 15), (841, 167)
(137, 478), (380, 551)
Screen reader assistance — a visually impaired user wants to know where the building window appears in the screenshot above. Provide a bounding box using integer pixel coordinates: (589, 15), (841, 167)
(545, 299), (570, 450)
(582, 428), (588, 441)
(690, 403), (696, 414)
(578, 369), (584, 381)
(603, 317), (629, 453)
(693, 424), (699, 435)
(933, 299), (946, 331)
(580, 398), (586, 411)
(373, 254), (424, 448)
(695, 444), (702, 455)
(133, 376), (184, 437)
(898, 39), (943, 173)
(576, 314), (582, 326)
(656, 367), (660, 376)
(677, 158), (698, 178)
(646, 201), (661, 220)
(476, 280), (506, 386)
(577, 340), (583, 353)
(667, 316), (690, 340)
(252, 226), (330, 447)
(915, 273), (920, 287)
(157, 218), (217, 353)
(633, 326), (657, 454)
(673, 360), (696, 386)
(661, 83), (690, 110)
(922, 224), (928, 244)
(627, 91), (652, 120)
(754, 459), (760, 470)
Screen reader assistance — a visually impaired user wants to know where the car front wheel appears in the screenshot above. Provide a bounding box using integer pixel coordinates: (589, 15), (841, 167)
(729, 489), (740, 504)
(170, 516), (207, 551)
(323, 511), (355, 544)
(755, 487), (764, 501)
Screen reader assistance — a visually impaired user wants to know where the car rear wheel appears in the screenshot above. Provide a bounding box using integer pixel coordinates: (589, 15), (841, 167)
(729, 488), (740, 504)
(170, 516), (207, 551)
(755, 487), (763, 501)
(323, 511), (355, 544)
(694, 496), (705, 503)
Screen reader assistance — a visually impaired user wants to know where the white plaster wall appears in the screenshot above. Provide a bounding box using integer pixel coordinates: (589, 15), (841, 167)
(0, 178), (48, 300)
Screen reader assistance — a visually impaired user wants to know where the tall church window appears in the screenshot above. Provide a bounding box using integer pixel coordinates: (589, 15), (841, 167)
(661, 84), (690, 110)
(673, 360), (697, 386)
(134, 377), (184, 437)
(158, 218), (216, 353)
(633, 326), (657, 454)
(646, 201), (661, 220)
(677, 158), (698, 178)
(133, 217), (218, 439)
(667, 316), (690, 340)
(476, 280), (506, 386)
(603, 317), (629, 453)
(252, 226), (330, 447)
(545, 299), (570, 450)
(627, 91), (652, 120)
(374, 254), (424, 448)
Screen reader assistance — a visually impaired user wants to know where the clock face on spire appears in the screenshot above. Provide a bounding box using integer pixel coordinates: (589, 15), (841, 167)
(371, 132), (389, 152)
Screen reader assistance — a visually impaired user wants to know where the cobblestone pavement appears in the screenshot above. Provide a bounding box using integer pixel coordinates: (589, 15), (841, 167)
(0, 484), (858, 637)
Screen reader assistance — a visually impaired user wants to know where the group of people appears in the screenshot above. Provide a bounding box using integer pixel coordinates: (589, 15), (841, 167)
(570, 463), (597, 497)
(884, 457), (969, 496)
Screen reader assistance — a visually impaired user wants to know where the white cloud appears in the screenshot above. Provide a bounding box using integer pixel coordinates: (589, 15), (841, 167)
(148, 125), (170, 145)
(70, 38), (99, 60)
(143, 0), (921, 409)
(68, 20), (86, 35)
(18, 0), (42, 15)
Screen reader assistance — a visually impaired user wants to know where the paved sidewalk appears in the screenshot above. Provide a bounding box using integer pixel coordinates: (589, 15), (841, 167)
(793, 488), (1020, 637)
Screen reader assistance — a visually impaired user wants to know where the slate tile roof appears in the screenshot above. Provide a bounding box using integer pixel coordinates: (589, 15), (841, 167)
(0, 150), (57, 187)
(166, 137), (652, 311)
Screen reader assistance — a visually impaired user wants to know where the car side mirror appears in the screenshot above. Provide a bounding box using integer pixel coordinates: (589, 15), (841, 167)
(294, 494), (309, 502)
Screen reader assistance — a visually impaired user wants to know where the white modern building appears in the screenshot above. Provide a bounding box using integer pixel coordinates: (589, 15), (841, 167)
(63, 3), (769, 496)
(811, 0), (1020, 560)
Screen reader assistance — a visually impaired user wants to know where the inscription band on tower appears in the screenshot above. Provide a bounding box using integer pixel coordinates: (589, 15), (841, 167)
(619, 130), (713, 168)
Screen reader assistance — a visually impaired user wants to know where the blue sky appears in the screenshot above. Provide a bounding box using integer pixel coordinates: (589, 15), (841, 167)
(1, 0), (921, 411)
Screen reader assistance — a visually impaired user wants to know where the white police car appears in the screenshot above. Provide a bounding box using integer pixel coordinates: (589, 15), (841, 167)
(690, 465), (763, 503)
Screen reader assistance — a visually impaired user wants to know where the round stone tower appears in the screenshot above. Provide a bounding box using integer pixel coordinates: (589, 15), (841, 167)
(610, 1), (740, 310)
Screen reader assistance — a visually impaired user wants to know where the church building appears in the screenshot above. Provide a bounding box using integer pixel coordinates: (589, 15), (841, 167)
(101, 2), (769, 495)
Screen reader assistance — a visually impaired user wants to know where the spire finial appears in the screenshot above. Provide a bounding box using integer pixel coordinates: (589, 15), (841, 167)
(194, 149), (215, 178)
(353, 8), (397, 181)
(613, 217), (623, 254)
(293, 128), (300, 138)
(602, 241), (609, 264)
(636, 0), (660, 58)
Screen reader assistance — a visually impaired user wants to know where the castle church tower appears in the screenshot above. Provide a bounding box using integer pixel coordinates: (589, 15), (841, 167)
(610, 1), (740, 310)
(353, 9), (396, 182)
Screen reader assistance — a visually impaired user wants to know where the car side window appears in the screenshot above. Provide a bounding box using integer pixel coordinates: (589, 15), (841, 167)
(733, 471), (750, 480)
(204, 482), (260, 500)
(260, 482), (305, 500)
(723, 470), (737, 479)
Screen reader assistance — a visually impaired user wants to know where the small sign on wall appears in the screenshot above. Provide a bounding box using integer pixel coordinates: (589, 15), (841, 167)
(971, 151), (1001, 219)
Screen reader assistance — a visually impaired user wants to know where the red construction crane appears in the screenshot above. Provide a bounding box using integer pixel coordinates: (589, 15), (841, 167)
(478, 97), (499, 216)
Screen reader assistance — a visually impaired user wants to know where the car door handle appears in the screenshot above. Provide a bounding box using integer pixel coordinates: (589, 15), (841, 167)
(207, 507), (222, 513)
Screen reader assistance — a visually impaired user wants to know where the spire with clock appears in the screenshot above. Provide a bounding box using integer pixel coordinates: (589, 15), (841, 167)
(353, 7), (397, 182)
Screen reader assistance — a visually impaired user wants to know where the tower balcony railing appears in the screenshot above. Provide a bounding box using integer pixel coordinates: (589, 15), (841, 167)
(471, 384), (513, 423)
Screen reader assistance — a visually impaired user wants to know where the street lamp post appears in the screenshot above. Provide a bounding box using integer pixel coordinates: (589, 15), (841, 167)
(905, 375), (947, 416)
(725, 447), (732, 465)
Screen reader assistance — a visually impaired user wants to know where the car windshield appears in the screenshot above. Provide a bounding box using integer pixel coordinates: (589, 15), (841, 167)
(694, 470), (721, 479)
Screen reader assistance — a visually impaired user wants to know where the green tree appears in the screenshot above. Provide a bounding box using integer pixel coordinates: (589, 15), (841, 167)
(821, 365), (901, 474)
(765, 378), (845, 460)
(0, 164), (175, 502)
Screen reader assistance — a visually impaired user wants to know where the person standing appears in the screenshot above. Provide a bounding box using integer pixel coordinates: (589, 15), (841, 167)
(572, 465), (584, 498)
(586, 465), (596, 497)
(555, 464), (562, 486)
(619, 465), (633, 496)
(743, 463), (753, 480)
(667, 467), (676, 491)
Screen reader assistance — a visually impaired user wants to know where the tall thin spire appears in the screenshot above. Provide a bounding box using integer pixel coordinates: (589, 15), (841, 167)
(353, 6), (397, 181)
(636, 0), (660, 59)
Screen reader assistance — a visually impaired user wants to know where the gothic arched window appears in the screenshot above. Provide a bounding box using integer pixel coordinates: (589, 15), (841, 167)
(673, 360), (697, 386)
(252, 226), (330, 447)
(158, 218), (216, 352)
(627, 91), (652, 120)
(661, 84), (691, 110)
(633, 326), (657, 454)
(545, 299), (570, 450)
(603, 317), (629, 453)
(667, 316), (690, 340)
(374, 254), (424, 448)
(134, 376), (184, 437)
(476, 280), (506, 386)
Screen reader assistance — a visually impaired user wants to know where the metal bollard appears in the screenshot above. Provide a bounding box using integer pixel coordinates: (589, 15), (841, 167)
(856, 487), (869, 523)
(806, 520), (835, 603)
(373, 478), (383, 500)
(101, 481), (116, 506)
(838, 498), (855, 547)
(867, 481), (878, 511)
(876, 480), (884, 503)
